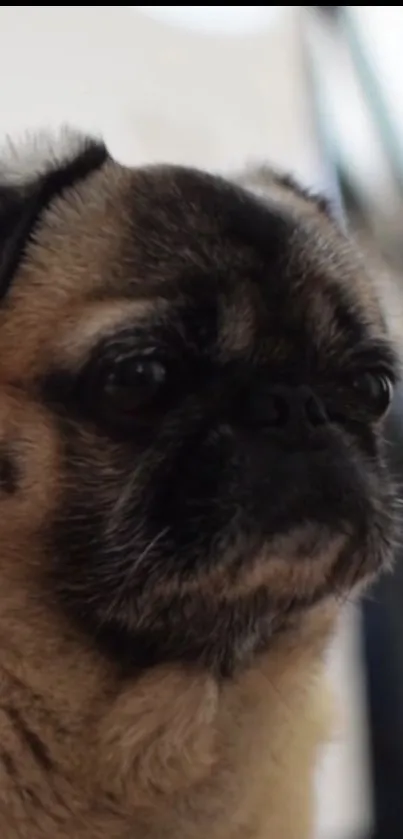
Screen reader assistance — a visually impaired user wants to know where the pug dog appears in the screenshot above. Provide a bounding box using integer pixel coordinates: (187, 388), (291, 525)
(0, 130), (397, 839)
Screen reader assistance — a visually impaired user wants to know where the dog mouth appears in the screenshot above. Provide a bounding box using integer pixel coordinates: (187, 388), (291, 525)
(88, 526), (360, 676)
(56, 490), (390, 677)
(145, 523), (346, 606)
(158, 503), (391, 612)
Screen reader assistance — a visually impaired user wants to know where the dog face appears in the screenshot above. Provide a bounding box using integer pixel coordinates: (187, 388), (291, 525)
(0, 135), (398, 676)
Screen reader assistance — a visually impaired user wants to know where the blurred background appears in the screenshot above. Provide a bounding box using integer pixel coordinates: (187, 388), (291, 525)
(1, 7), (403, 838)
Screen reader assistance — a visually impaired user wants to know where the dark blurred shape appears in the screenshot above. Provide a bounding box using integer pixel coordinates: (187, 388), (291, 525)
(363, 394), (403, 839)
(314, 6), (340, 15)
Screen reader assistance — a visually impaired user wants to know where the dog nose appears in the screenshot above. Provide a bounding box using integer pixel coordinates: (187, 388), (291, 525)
(242, 384), (328, 433)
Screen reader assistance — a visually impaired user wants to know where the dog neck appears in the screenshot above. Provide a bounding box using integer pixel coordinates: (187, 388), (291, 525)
(0, 560), (337, 838)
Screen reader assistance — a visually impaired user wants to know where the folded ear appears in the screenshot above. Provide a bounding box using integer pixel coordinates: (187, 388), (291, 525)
(234, 163), (336, 221)
(0, 128), (109, 300)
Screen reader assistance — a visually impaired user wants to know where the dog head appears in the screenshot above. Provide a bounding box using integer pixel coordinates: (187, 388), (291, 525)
(0, 133), (398, 676)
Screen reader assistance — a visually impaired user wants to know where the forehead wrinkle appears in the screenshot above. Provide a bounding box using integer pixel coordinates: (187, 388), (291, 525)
(218, 289), (256, 358)
(282, 237), (379, 363)
(304, 285), (347, 357)
(53, 298), (165, 367)
(291, 218), (386, 333)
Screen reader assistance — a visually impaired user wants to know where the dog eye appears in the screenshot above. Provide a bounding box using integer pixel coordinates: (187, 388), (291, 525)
(101, 357), (167, 414)
(352, 371), (394, 418)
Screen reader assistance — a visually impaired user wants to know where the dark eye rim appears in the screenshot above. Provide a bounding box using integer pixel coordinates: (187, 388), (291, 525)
(324, 368), (396, 426)
(88, 351), (171, 412)
(102, 355), (167, 394)
(350, 369), (395, 419)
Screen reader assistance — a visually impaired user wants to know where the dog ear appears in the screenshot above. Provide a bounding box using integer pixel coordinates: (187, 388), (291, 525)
(234, 163), (337, 221)
(0, 129), (109, 300)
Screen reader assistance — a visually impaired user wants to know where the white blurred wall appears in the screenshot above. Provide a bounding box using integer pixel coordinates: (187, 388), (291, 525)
(0, 6), (320, 178)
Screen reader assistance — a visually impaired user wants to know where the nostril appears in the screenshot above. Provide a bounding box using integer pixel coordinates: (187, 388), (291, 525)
(305, 394), (328, 426)
(234, 384), (327, 431)
(235, 388), (290, 429)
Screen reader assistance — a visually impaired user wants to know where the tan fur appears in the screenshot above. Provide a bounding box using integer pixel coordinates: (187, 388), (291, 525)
(0, 568), (335, 837)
